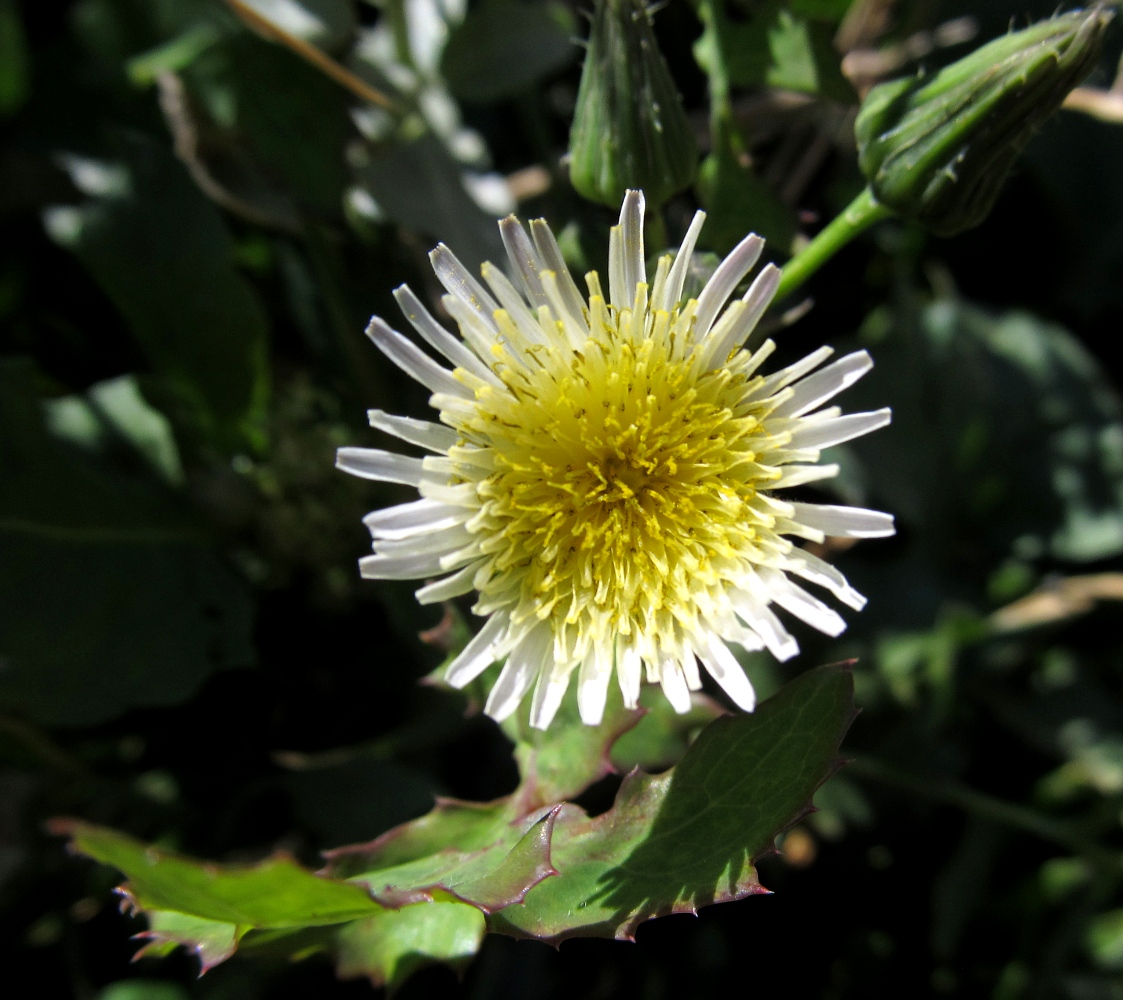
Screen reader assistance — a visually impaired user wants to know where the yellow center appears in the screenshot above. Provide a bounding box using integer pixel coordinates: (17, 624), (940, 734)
(447, 289), (788, 666)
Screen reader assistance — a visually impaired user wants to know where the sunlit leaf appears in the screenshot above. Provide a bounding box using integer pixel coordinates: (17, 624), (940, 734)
(335, 902), (486, 990)
(494, 663), (855, 941)
(55, 820), (385, 927)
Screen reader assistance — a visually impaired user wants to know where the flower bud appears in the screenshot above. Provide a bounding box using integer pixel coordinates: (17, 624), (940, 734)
(568, 0), (698, 209)
(855, 8), (1112, 237)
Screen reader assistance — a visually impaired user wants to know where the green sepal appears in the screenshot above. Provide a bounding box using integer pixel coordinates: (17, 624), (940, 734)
(855, 8), (1112, 237)
(568, 0), (698, 208)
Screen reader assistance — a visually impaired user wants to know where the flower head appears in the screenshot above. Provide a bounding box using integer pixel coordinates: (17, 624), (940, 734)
(338, 192), (893, 729)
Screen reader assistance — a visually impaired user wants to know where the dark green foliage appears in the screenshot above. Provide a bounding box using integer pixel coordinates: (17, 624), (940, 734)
(5, 1), (1123, 997)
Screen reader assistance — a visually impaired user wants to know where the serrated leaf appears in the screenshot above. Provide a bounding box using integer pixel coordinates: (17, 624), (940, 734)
(54, 820), (384, 927)
(492, 663), (855, 941)
(133, 911), (245, 971)
(326, 805), (560, 912)
(335, 902), (486, 990)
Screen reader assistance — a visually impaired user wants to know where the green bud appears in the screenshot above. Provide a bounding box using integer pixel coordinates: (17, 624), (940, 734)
(568, 0), (698, 209)
(855, 7), (1112, 237)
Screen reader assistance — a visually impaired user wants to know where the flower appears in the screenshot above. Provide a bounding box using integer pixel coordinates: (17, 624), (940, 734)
(338, 191), (894, 729)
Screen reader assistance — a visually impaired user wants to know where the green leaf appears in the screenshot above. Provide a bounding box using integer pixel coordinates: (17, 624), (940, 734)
(133, 911), (245, 971)
(846, 299), (1123, 574)
(609, 687), (725, 774)
(0, 360), (253, 726)
(181, 30), (354, 217)
(354, 134), (505, 273)
(55, 820), (385, 927)
(45, 133), (270, 455)
(492, 663), (856, 941)
(696, 128), (795, 255)
(501, 671), (644, 808)
(335, 903), (486, 991)
(325, 804), (560, 912)
(442, 0), (577, 104)
(765, 10), (853, 101)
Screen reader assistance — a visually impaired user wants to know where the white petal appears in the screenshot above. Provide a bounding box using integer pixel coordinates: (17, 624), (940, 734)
(694, 233), (765, 340)
(660, 209), (706, 313)
(374, 523), (473, 557)
(529, 662), (576, 730)
(360, 550), (453, 579)
(785, 548), (867, 611)
(759, 568), (847, 637)
(771, 351), (873, 418)
(392, 285), (500, 385)
(577, 648), (612, 726)
(365, 318), (469, 398)
(415, 560), (482, 604)
(659, 658), (692, 714)
(479, 261), (545, 345)
(499, 216), (550, 310)
(731, 589), (799, 661)
(788, 408), (892, 450)
(698, 633), (756, 711)
(770, 464), (840, 489)
(336, 447), (427, 486)
(364, 497), (467, 540)
(616, 642), (641, 709)
(484, 622), (551, 721)
(752, 345), (834, 399)
(540, 270), (590, 349)
(789, 502), (895, 538)
(445, 612), (511, 688)
(530, 218), (588, 326)
(368, 409), (457, 453)
(682, 650), (702, 690)
(702, 264), (780, 368)
(429, 243), (500, 332)
(607, 193), (647, 312)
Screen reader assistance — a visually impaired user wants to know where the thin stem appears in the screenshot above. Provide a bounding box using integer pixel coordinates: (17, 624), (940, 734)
(848, 754), (1118, 867)
(775, 187), (892, 302)
(223, 0), (397, 111)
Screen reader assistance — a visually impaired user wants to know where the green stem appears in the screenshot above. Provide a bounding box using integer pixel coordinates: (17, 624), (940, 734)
(775, 187), (892, 302)
(848, 754), (1118, 867)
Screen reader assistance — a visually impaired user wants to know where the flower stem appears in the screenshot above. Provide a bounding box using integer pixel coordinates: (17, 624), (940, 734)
(775, 187), (893, 302)
(848, 754), (1118, 868)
